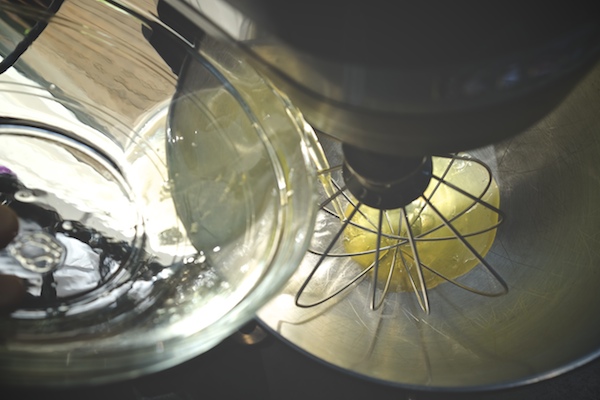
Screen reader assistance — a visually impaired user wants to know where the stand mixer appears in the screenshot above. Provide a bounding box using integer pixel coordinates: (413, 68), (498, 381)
(1, 0), (600, 393)
(167, 0), (599, 154)
(163, 0), (600, 391)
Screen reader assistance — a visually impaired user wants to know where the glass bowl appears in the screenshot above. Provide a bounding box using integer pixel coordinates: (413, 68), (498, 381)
(0, 0), (318, 386)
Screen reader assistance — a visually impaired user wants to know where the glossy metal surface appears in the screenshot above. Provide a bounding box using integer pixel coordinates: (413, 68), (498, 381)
(258, 61), (600, 390)
(165, 0), (600, 155)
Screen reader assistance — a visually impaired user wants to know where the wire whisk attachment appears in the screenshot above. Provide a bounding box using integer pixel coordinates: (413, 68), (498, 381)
(295, 152), (507, 313)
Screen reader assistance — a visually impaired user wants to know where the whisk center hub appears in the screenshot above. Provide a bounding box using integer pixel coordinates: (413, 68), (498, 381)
(342, 144), (433, 209)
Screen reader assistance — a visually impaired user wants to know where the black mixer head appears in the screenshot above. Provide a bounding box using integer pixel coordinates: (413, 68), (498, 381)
(341, 144), (433, 209)
(193, 0), (600, 156)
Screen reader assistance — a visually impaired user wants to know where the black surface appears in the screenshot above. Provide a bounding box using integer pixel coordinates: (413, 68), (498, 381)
(4, 325), (600, 400)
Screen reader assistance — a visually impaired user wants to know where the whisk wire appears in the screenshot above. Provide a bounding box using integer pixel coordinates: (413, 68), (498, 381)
(318, 184), (347, 210)
(430, 173), (503, 216)
(295, 201), (362, 308)
(370, 210), (386, 310)
(300, 152), (507, 310)
(401, 207), (431, 313)
(422, 194), (508, 296)
(320, 159), (503, 243)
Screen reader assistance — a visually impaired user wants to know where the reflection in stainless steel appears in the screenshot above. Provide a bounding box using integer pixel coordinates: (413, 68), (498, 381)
(258, 61), (600, 390)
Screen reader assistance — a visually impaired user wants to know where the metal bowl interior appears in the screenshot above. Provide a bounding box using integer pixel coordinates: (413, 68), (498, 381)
(258, 60), (600, 390)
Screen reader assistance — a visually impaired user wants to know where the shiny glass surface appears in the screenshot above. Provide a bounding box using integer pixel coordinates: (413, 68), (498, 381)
(0, 0), (317, 386)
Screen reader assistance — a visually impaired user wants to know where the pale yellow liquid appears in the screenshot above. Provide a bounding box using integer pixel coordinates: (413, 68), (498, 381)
(342, 156), (500, 292)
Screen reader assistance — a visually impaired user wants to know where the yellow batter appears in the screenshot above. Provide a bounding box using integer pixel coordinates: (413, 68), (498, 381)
(342, 156), (500, 292)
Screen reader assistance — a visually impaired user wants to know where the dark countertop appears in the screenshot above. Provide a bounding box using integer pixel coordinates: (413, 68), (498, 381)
(4, 323), (600, 400)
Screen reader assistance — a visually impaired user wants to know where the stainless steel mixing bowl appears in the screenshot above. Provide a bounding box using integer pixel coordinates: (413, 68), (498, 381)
(258, 59), (600, 390)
